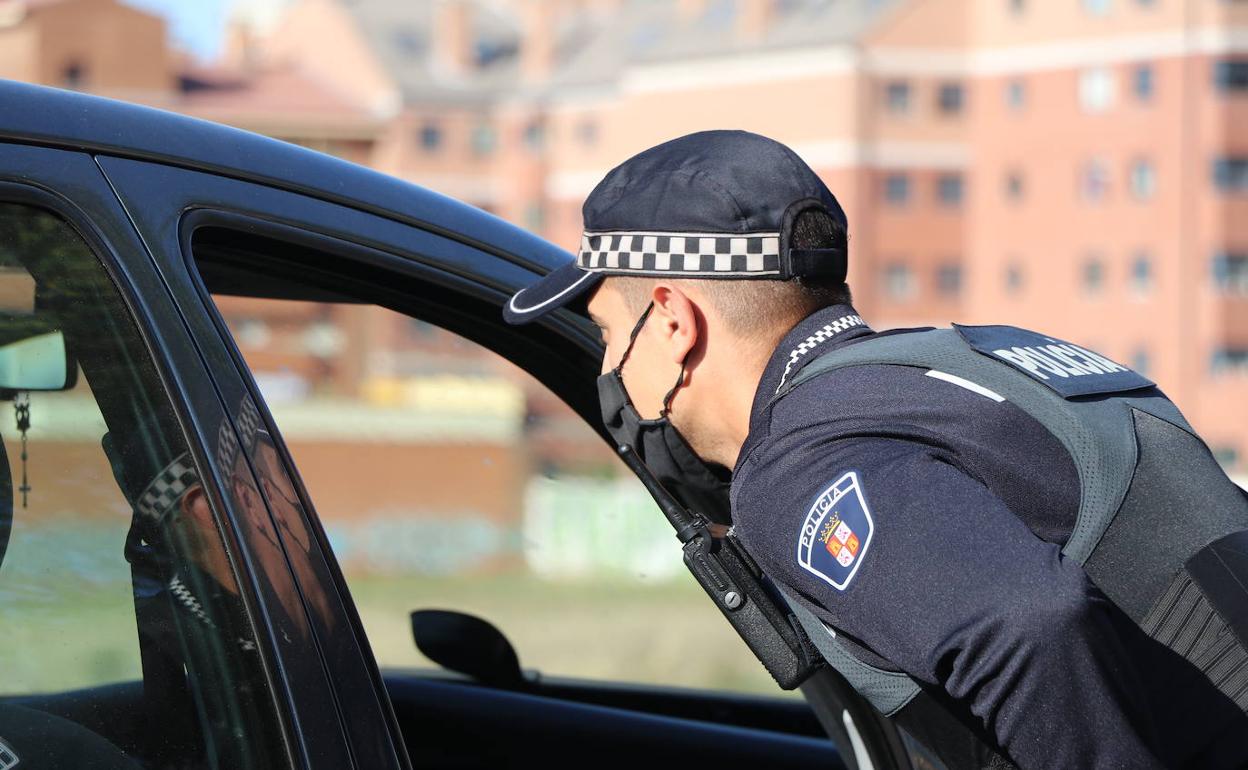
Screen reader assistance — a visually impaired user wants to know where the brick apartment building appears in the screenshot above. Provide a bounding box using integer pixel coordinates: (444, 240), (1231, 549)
(1, 0), (1245, 476)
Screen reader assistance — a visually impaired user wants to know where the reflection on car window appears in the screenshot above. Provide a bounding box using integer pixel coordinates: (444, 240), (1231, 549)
(0, 203), (286, 769)
(213, 292), (783, 696)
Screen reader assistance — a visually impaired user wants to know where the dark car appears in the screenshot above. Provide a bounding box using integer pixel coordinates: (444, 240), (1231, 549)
(0, 79), (927, 770)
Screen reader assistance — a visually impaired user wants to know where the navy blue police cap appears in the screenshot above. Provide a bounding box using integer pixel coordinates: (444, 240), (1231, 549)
(504, 130), (848, 325)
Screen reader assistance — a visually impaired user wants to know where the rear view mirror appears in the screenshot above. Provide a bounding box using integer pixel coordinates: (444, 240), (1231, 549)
(411, 609), (524, 689)
(0, 329), (74, 393)
(0, 267), (77, 395)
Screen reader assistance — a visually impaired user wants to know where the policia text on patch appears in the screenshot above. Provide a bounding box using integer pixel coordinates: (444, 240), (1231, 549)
(505, 130), (1248, 770)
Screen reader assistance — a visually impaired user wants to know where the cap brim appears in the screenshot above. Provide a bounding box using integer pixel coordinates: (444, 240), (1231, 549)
(503, 261), (603, 325)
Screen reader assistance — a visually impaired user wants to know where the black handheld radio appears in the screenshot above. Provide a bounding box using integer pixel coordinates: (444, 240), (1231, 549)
(615, 444), (820, 689)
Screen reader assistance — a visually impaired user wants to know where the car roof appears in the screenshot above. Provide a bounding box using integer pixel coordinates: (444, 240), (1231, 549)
(0, 79), (571, 273)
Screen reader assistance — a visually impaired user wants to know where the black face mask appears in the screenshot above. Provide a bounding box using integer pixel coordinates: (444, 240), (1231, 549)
(597, 303), (733, 524)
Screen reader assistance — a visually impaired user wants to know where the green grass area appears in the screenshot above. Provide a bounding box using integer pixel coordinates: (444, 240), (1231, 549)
(1, 519), (145, 694)
(5, 570), (793, 699)
(4, 589), (142, 693)
(348, 571), (796, 697)
(2, 506), (791, 699)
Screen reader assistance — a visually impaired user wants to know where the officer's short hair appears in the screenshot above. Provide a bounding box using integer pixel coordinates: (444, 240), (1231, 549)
(610, 207), (852, 335)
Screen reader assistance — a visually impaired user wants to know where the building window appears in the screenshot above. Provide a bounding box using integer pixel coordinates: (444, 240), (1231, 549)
(235, 318), (271, 350)
(1129, 158), (1157, 200)
(1005, 261), (1025, 293)
(1133, 64), (1155, 101)
(523, 120), (545, 151)
(883, 263), (916, 300)
(1130, 251), (1153, 295)
(1213, 157), (1248, 192)
(418, 122), (442, 151)
(1211, 348), (1248, 376)
(885, 81), (911, 114)
(1082, 0), (1111, 15)
(1130, 348), (1151, 377)
(1213, 252), (1248, 293)
(1080, 158), (1112, 202)
(576, 119), (598, 146)
(1214, 59), (1248, 92)
(936, 264), (963, 297)
(884, 173), (911, 205)
(393, 28), (421, 56)
(61, 62), (87, 90)
(703, 0), (736, 26)
(1004, 170), (1025, 201)
(1082, 256), (1106, 295)
(936, 173), (964, 206)
(1005, 79), (1026, 110)
(475, 38), (516, 67)
(1079, 67), (1117, 112)
(937, 83), (965, 114)
(471, 124), (496, 156)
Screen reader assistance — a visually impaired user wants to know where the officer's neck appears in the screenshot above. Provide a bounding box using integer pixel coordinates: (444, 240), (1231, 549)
(690, 329), (783, 470)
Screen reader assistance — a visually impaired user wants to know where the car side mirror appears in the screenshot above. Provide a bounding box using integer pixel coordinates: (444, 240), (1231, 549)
(410, 609), (524, 689)
(0, 329), (76, 394)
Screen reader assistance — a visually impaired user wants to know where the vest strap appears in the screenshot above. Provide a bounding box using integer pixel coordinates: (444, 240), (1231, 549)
(775, 584), (920, 716)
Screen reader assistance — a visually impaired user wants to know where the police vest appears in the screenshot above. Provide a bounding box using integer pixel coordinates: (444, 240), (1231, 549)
(769, 325), (1248, 763)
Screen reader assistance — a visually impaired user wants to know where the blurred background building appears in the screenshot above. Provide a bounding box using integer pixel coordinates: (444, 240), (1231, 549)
(0, 0), (1243, 472)
(2, 0), (1246, 693)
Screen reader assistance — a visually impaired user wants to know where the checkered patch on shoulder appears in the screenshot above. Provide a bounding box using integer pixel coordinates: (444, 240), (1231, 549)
(577, 230), (781, 276)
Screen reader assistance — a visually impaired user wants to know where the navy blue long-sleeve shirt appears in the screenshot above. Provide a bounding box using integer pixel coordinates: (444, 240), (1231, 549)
(729, 304), (1248, 769)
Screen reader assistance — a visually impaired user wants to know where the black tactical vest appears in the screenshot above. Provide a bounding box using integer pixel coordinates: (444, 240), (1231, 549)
(770, 325), (1248, 768)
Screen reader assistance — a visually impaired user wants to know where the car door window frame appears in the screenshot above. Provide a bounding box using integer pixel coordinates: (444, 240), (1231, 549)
(180, 208), (604, 420)
(0, 145), (300, 768)
(96, 156), (564, 770)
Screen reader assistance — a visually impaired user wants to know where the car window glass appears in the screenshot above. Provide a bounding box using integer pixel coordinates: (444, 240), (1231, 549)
(202, 262), (782, 696)
(0, 203), (286, 769)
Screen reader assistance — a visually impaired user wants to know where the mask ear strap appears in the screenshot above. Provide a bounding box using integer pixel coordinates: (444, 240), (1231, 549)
(618, 301), (655, 369)
(660, 362), (685, 419)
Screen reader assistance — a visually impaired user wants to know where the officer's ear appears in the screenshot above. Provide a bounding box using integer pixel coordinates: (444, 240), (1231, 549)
(650, 283), (701, 365)
(178, 484), (211, 528)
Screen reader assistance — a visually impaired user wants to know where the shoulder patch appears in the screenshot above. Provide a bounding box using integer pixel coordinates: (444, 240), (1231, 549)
(796, 471), (874, 591)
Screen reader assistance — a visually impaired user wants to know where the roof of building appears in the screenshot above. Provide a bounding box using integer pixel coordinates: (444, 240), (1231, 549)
(338, 0), (522, 106)
(639, 0), (906, 61)
(178, 64), (383, 138)
(334, 0), (904, 102)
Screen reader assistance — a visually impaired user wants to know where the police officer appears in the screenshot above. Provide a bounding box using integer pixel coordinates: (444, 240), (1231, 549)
(504, 130), (1248, 769)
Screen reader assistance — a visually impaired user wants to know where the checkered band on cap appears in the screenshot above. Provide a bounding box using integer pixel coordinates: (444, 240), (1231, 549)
(216, 420), (240, 471)
(237, 397), (262, 452)
(137, 452), (199, 523)
(577, 230), (781, 276)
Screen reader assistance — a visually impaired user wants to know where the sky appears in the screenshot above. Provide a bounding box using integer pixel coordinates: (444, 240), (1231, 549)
(122, 0), (229, 61)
